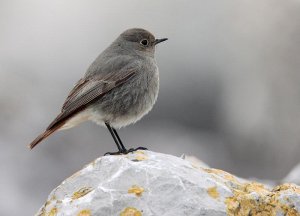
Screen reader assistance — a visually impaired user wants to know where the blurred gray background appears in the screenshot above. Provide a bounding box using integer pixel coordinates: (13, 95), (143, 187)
(1, 0), (300, 215)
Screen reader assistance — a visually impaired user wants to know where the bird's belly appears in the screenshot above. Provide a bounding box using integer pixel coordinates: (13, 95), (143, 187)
(90, 73), (159, 129)
(110, 94), (156, 128)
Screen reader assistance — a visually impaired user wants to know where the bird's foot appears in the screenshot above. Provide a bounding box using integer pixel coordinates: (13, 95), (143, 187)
(104, 147), (148, 156)
(125, 147), (148, 154)
(104, 151), (123, 156)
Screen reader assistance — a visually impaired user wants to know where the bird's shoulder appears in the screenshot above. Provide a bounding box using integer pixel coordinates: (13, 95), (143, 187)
(85, 51), (144, 78)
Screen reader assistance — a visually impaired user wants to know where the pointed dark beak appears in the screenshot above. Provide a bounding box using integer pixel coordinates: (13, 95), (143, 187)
(154, 38), (168, 45)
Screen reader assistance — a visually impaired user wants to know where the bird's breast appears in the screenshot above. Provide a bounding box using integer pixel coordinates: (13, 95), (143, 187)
(91, 64), (159, 129)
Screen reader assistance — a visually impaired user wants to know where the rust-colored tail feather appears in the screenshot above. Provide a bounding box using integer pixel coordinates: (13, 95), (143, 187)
(28, 121), (65, 149)
(28, 107), (84, 149)
(28, 129), (56, 149)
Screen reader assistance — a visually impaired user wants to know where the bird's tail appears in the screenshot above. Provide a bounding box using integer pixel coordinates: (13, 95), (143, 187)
(28, 122), (64, 149)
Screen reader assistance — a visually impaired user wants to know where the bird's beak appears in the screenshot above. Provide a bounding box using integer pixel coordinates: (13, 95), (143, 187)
(154, 38), (168, 45)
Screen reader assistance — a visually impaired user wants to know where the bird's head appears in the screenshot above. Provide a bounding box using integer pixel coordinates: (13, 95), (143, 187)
(117, 28), (168, 56)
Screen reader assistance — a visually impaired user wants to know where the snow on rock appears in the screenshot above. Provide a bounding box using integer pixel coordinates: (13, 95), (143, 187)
(36, 151), (300, 216)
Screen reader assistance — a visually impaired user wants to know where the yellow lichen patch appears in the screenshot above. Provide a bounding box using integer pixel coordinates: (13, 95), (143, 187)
(120, 207), (142, 216)
(135, 155), (148, 161)
(47, 207), (58, 216)
(38, 200), (53, 216)
(225, 182), (300, 216)
(207, 186), (220, 199)
(245, 182), (268, 194)
(44, 200), (51, 208)
(38, 206), (46, 216)
(203, 168), (238, 183)
(133, 151), (148, 161)
(128, 185), (145, 197)
(273, 183), (300, 194)
(136, 150), (146, 154)
(72, 187), (93, 200)
(77, 209), (91, 216)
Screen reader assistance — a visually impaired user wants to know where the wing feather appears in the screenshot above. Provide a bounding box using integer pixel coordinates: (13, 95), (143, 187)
(46, 69), (136, 130)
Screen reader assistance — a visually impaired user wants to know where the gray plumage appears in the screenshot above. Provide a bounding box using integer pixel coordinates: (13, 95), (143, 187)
(29, 28), (167, 149)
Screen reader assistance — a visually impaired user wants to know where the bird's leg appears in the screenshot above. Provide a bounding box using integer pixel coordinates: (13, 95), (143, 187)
(105, 122), (148, 155)
(112, 128), (127, 151)
(104, 122), (123, 155)
(112, 128), (148, 153)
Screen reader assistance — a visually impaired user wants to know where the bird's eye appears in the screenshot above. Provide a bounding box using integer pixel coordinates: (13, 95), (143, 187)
(140, 39), (149, 46)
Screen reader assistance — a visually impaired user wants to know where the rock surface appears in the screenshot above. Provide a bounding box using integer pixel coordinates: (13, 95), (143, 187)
(36, 151), (300, 216)
(283, 163), (300, 185)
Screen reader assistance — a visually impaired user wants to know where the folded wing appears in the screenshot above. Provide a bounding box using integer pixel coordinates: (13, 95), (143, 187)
(29, 68), (136, 149)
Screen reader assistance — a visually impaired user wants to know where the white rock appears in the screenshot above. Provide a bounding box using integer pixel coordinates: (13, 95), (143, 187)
(184, 155), (210, 168)
(36, 151), (300, 216)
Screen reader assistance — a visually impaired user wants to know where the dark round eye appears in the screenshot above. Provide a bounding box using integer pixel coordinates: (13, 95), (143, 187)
(140, 39), (149, 46)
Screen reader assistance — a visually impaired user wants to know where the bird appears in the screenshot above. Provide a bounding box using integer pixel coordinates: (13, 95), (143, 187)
(28, 28), (167, 154)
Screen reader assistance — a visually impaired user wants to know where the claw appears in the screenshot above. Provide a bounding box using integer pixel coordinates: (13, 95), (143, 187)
(104, 147), (148, 156)
(135, 147), (148, 151)
(104, 151), (123, 156)
(126, 147), (148, 154)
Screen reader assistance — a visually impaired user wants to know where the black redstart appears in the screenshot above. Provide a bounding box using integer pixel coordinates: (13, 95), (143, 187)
(29, 28), (167, 154)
